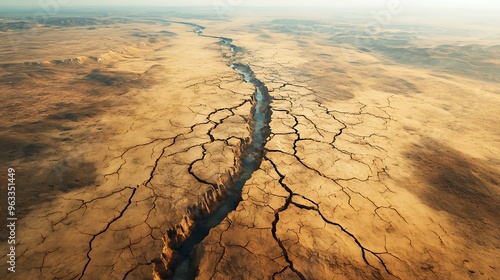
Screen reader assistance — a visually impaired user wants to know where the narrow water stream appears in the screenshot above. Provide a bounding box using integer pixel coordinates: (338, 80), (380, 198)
(170, 25), (272, 279)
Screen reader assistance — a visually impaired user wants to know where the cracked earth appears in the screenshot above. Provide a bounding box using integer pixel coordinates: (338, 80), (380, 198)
(1, 11), (499, 280)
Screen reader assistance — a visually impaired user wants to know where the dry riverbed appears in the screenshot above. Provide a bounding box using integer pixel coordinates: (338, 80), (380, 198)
(0, 10), (499, 280)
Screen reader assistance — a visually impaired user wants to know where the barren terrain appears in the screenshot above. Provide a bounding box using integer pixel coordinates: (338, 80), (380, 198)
(0, 8), (499, 280)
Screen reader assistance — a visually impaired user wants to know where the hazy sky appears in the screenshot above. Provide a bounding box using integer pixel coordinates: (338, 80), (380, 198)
(0, 0), (498, 9)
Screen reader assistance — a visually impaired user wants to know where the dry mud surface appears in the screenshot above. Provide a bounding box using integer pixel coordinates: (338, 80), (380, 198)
(0, 10), (499, 280)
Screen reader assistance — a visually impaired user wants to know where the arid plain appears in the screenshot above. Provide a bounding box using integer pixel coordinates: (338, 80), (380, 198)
(0, 8), (499, 280)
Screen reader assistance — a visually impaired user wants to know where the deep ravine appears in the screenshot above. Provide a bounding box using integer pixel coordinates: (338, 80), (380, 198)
(152, 22), (272, 279)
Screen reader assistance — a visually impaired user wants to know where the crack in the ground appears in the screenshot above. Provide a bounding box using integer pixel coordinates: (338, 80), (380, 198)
(266, 155), (307, 280)
(43, 19), (407, 280)
(151, 21), (274, 279)
(79, 187), (137, 279)
(265, 155), (396, 278)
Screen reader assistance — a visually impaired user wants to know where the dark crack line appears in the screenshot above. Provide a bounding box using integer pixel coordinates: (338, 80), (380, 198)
(293, 201), (394, 276)
(79, 187), (137, 280)
(266, 155), (307, 280)
(121, 259), (155, 280)
(144, 145), (168, 186)
(265, 155), (397, 278)
(149, 20), (275, 280)
(272, 266), (289, 280)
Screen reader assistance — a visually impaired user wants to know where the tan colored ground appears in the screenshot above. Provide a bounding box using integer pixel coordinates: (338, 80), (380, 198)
(0, 10), (499, 280)
(0, 18), (254, 279)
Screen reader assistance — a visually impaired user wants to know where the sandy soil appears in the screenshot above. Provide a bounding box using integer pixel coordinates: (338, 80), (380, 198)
(194, 16), (500, 280)
(0, 10), (499, 280)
